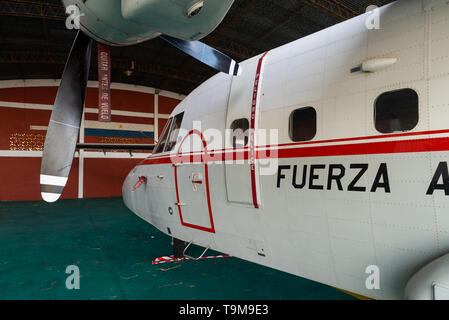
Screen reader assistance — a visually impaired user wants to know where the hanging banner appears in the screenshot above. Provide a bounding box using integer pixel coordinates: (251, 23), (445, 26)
(98, 43), (111, 122)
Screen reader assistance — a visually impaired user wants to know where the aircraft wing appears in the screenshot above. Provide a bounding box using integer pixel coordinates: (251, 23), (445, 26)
(76, 143), (155, 151)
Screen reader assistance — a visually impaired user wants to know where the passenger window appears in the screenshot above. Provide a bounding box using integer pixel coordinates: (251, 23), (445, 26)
(165, 112), (184, 152)
(375, 89), (419, 134)
(289, 107), (317, 142)
(231, 118), (249, 148)
(153, 118), (173, 154)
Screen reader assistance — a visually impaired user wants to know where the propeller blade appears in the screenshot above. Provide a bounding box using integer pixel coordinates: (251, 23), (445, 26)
(160, 35), (242, 76)
(40, 30), (93, 203)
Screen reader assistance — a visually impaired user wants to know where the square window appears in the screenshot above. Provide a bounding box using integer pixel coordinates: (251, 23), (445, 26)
(289, 107), (317, 142)
(375, 89), (419, 134)
(230, 118), (249, 148)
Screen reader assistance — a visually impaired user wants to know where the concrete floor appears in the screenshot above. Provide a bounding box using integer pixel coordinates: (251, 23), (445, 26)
(0, 198), (354, 300)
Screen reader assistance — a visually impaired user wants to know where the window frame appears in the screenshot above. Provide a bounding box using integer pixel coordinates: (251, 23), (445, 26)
(153, 117), (173, 154)
(374, 88), (419, 134)
(164, 112), (185, 153)
(230, 118), (250, 148)
(288, 106), (317, 142)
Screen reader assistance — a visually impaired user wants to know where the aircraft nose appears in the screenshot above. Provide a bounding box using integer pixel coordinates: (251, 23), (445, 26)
(122, 169), (137, 212)
(123, 165), (149, 220)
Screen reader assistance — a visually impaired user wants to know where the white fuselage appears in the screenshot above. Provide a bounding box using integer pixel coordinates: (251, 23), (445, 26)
(123, 0), (449, 299)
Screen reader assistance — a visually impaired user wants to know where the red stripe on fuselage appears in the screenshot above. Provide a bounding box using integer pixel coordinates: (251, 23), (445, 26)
(274, 136), (449, 159)
(139, 134), (449, 166)
(259, 128), (449, 149)
(144, 129), (449, 163)
(249, 51), (269, 209)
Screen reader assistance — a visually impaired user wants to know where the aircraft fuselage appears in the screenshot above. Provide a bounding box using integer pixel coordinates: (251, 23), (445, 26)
(123, 0), (449, 299)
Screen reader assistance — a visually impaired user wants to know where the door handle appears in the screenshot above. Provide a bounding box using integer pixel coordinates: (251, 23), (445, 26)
(191, 173), (203, 184)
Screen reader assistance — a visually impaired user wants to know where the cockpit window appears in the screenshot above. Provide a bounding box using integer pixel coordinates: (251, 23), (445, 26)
(165, 112), (184, 152)
(153, 118), (173, 154)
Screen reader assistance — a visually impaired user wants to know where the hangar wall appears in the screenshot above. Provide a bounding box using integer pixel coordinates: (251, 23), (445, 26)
(0, 80), (184, 201)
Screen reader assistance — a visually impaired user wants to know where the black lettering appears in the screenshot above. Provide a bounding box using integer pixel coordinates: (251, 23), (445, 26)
(327, 164), (345, 191)
(348, 164), (368, 192)
(292, 165), (307, 189)
(309, 165), (325, 190)
(426, 162), (449, 195)
(371, 163), (390, 193)
(277, 165), (291, 188)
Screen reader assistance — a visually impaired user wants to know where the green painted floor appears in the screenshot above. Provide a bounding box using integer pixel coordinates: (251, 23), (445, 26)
(0, 198), (354, 300)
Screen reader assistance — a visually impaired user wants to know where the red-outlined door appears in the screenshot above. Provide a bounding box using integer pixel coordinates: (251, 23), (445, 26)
(173, 130), (215, 233)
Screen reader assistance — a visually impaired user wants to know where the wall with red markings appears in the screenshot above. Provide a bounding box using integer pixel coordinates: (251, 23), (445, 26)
(0, 158), (79, 201)
(0, 81), (183, 201)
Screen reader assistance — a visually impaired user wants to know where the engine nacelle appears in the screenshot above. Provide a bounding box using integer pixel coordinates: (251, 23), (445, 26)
(405, 253), (449, 300)
(63, 0), (234, 46)
(121, 0), (234, 41)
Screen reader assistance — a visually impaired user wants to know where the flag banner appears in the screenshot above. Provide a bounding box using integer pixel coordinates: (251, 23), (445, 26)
(98, 43), (111, 122)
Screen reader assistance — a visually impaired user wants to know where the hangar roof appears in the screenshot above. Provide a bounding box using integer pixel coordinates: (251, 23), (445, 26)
(0, 0), (395, 95)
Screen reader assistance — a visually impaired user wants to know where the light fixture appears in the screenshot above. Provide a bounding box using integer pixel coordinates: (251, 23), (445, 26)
(125, 60), (135, 77)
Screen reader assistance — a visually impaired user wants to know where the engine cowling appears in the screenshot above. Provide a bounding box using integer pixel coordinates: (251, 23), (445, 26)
(405, 253), (449, 300)
(121, 0), (235, 41)
(62, 0), (234, 46)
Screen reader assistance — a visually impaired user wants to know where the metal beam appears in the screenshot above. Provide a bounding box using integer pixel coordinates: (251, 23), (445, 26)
(0, 51), (207, 84)
(207, 0), (261, 61)
(218, 0), (260, 31)
(158, 56), (192, 90)
(302, 0), (360, 22)
(203, 35), (259, 61)
(249, 5), (305, 46)
(0, 0), (66, 20)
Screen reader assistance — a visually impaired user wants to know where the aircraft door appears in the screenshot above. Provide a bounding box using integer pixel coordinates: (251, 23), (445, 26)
(174, 130), (215, 233)
(225, 52), (269, 208)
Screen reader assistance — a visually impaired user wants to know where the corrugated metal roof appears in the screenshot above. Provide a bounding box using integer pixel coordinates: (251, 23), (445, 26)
(0, 0), (396, 95)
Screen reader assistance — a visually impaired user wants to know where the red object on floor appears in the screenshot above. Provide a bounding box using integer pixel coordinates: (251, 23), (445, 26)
(152, 254), (231, 265)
